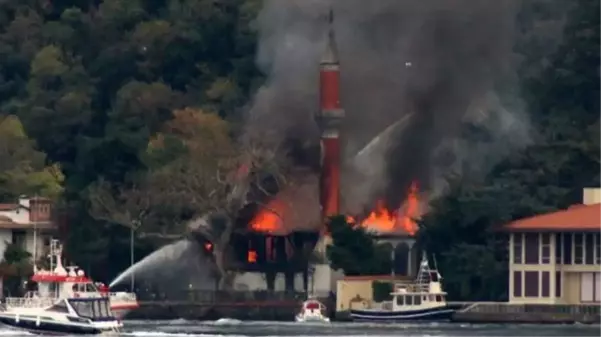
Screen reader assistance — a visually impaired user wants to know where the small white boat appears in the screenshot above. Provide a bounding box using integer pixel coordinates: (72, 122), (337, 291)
(295, 298), (330, 323)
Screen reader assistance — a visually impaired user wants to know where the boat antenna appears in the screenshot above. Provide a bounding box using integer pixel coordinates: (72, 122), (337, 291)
(433, 254), (439, 271)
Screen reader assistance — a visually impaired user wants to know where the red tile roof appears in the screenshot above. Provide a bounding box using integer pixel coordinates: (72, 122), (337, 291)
(0, 204), (19, 211)
(502, 203), (601, 231)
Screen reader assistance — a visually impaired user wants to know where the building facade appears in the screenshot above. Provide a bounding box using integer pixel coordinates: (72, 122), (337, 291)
(504, 188), (601, 304)
(0, 196), (56, 261)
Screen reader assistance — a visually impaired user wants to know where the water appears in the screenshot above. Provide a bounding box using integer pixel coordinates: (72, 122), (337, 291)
(123, 320), (597, 336)
(0, 320), (601, 337)
(110, 240), (206, 288)
(0, 320), (597, 336)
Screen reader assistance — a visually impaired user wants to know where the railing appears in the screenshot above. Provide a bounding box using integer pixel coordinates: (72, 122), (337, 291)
(451, 302), (601, 315)
(5, 297), (55, 309)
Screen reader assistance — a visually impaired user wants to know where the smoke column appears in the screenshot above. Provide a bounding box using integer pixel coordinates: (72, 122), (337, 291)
(245, 0), (538, 219)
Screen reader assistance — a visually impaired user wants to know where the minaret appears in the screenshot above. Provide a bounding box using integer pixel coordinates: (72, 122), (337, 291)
(311, 9), (345, 296)
(316, 8), (344, 222)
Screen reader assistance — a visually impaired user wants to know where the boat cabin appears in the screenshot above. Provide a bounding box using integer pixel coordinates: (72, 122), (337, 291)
(7, 240), (108, 309)
(389, 256), (448, 311)
(47, 297), (114, 322)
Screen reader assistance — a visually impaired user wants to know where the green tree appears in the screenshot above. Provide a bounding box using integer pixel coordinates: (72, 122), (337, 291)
(0, 243), (33, 296)
(326, 215), (392, 276)
(0, 115), (64, 200)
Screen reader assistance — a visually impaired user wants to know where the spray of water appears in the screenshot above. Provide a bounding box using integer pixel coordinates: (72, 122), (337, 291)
(109, 240), (193, 288)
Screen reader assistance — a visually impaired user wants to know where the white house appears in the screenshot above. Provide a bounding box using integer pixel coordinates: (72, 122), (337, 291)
(0, 196), (57, 262)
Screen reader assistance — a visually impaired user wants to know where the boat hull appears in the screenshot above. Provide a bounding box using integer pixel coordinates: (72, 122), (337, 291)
(350, 306), (456, 322)
(0, 313), (118, 335)
(295, 315), (330, 323)
(110, 306), (137, 320)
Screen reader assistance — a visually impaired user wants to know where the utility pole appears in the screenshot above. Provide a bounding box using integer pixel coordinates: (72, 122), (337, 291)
(130, 220), (141, 291)
(32, 195), (37, 272)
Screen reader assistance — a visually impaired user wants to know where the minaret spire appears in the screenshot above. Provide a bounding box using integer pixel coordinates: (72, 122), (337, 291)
(321, 7), (338, 65)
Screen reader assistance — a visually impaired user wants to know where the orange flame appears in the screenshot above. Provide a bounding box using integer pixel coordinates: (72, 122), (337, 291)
(249, 199), (286, 233)
(348, 181), (420, 235)
(247, 250), (257, 263)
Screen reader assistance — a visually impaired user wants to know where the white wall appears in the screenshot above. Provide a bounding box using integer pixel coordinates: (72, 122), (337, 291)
(0, 229), (12, 261)
(0, 228), (45, 262)
(0, 207), (30, 224)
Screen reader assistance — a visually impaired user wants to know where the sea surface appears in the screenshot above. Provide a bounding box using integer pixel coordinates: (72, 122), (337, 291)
(0, 319), (599, 336)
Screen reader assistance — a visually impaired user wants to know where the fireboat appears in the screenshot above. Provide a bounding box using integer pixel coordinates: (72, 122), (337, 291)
(0, 239), (139, 334)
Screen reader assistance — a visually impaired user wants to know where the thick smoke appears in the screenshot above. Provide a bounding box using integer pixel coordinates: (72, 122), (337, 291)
(245, 0), (546, 220)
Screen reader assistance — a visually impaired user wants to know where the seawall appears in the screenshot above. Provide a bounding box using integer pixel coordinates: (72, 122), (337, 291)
(451, 302), (601, 324)
(129, 291), (335, 321)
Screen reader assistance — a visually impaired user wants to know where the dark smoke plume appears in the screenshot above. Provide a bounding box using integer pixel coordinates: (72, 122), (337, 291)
(244, 0), (557, 221)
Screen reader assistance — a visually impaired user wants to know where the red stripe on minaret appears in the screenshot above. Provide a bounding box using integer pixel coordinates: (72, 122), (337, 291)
(320, 70), (340, 110)
(321, 137), (340, 218)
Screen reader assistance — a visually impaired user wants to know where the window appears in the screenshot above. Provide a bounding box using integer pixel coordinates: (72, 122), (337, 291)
(513, 233), (523, 264)
(48, 300), (69, 313)
(555, 272), (562, 298)
(585, 233), (594, 265)
(396, 296), (404, 306)
(575, 233), (584, 264)
(563, 233), (573, 264)
(541, 233), (550, 264)
(541, 272), (550, 297)
(100, 301), (110, 317)
(414, 296), (421, 305)
(436, 295), (443, 302)
(513, 271), (522, 297)
(524, 271), (539, 297)
(406, 295), (413, 305)
(595, 233), (601, 264)
(525, 233), (539, 264)
(555, 233), (562, 263)
(93, 300), (101, 318)
(70, 300), (93, 318)
(11, 230), (26, 249)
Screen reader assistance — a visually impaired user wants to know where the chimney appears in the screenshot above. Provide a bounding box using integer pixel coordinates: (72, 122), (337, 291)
(582, 188), (601, 205)
(316, 8), (345, 221)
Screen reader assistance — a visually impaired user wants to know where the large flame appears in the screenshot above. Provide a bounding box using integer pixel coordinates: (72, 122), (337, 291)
(249, 181), (421, 235)
(249, 199), (286, 233)
(348, 181), (420, 235)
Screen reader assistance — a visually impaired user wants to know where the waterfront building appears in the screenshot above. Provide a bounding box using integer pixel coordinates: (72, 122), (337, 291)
(0, 196), (56, 261)
(503, 188), (601, 304)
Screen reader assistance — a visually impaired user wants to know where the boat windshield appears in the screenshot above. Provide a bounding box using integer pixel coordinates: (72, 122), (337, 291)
(305, 302), (321, 310)
(68, 298), (112, 320)
(47, 299), (70, 313)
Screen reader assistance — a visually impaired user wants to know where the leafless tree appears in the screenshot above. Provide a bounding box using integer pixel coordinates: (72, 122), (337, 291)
(88, 135), (290, 289)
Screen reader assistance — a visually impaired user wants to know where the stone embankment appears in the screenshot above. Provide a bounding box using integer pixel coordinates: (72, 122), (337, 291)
(128, 291), (334, 321)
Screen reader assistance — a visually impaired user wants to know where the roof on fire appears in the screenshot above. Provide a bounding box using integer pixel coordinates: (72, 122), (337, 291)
(501, 203), (601, 231)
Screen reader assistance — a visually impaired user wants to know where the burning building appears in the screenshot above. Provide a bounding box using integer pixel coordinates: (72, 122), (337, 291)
(220, 9), (423, 293)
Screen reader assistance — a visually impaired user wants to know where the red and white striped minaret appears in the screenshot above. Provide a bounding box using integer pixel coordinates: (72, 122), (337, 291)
(317, 9), (344, 222)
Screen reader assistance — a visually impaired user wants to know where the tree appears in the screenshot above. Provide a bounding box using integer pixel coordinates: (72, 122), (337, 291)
(19, 45), (94, 164)
(326, 215), (392, 276)
(0, 115), (64, 200)
(89, 107), (289, 288)
(0, 243), (33, 296)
